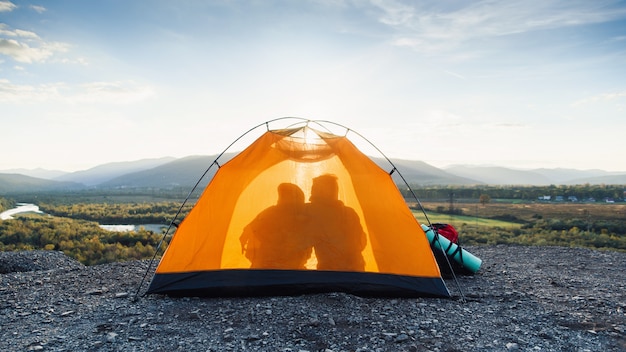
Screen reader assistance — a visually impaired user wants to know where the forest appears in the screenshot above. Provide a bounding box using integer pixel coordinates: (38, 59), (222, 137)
(416, 201), (626, 252)
(0, 184), (624, 266)
(0, 214), (164, 265)
(403, 184), (625, 202)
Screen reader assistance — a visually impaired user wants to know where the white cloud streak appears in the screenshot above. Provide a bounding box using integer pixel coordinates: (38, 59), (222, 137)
(29, 5), (46, 14)
(0, 79), (155, 104)
(71, 81), (156, 104)
(0, 24), (69, 63)
(0, 24), (39, 39)
(0, 38), (57, 63)
(371, 0), (626, 55)
(0, 78), (64, 102)
(573, 91), (626, 106)
(0, 1), (16, 12)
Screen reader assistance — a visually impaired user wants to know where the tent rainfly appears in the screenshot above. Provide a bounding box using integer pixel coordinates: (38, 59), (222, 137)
(145, 119), (450, 298)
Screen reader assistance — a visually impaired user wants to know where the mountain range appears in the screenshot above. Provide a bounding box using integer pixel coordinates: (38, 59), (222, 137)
(1, 156), (625, 194)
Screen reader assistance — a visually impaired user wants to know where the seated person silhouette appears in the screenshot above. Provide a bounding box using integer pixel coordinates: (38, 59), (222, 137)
(306, 174), (366, 271)
(239, 183), (312, 269)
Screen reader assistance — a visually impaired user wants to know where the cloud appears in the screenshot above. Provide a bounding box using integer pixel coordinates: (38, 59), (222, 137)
(29, 5), (46, 13)
(0, 38), (55, 63)
(0, 78), (64, 102)
(609, 35), (626, 42)
(71, 81), (156, 104)
(0, 1), (17, 12)
(573, 91), (626, 106)
(443, 70), (466, 79)
(0, 24), (39, 38)
(0, 79), (155, 104)
(0, 24), (69, 63)
(371, 0), (626, 55)
(491, 122), (526, 129)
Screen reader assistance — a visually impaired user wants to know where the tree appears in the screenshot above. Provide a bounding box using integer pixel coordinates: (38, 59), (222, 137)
(479, 194), (491, 206)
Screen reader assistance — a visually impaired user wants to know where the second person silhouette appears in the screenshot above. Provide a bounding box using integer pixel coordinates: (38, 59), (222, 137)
(306, 174), (366, 271)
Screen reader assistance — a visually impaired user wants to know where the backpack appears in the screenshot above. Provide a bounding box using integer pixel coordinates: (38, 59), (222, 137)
(430, 223), (459, 244)
(427, 223), (473, 277)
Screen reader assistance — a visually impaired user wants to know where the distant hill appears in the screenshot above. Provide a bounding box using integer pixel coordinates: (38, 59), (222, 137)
(444, 165), (553, 185)
(530, 168), (599, 181)
(0, 173), (83, 194)
(54, 157), (176, 186)
(0, 168), (68, 180)
(531, 168), (626, 185)
(98, 155), (234, 189)
(375, 159), (481, 185)
(2, 156), (625, 194)
(99, 155), (478, 189)
(563, 174), (626, 185)
(445, 165), (626, 185)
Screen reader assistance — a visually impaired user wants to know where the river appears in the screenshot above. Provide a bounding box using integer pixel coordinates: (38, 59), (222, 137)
(1, 203), (169, 233)
(0, 203), (44, 220)
(99, 224), (170, 233)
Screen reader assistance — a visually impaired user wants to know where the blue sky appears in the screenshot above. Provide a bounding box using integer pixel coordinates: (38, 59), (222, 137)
(1, 0), (625, 172)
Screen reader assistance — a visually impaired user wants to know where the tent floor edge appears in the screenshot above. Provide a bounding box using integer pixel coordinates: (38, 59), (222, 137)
(147, 269), (451, 298)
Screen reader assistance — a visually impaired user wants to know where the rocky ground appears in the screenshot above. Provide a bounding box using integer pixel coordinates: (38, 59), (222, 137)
(1, 245), (625, 352)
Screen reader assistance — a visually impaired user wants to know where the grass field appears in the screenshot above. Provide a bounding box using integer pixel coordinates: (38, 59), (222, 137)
(414, 201), (625, 223)
(409, 201), (626, 251)
(413, 211), (523, 229)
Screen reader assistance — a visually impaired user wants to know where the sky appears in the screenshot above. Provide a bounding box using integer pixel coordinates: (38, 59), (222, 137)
(1, 0), (626, 173)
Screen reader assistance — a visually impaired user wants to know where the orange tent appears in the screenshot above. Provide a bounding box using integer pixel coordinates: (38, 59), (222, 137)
(147, 119), (449, 297)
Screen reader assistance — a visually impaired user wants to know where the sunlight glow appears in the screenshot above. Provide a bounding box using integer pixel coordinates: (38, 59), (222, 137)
(303, 126), (322, 145)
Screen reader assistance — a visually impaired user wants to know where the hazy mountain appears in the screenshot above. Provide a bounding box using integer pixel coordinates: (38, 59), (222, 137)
(562, 174), (626, 185)
(98, 160), (626, 188)
(98, 154), (236, 189)
(445, 165), (626, 185)
(98, 155), (477, 189)
(531, 168), (605, 180)
(0, 173), (83, 194)
(375, 159), (481, 185)
(54, 157), (176, 186)
(2, 157), (625, 194)
(531, 168), (626, 184)
(0, 168), (68, 180)
(444, 165), (553, 185)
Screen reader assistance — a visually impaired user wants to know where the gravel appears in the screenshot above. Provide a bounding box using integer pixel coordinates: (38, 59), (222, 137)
(0, 250), (84, 274)
(1, 245), (624, 351)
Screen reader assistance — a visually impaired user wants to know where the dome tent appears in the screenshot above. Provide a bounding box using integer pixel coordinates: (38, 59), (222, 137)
(145, 118), (450, 298)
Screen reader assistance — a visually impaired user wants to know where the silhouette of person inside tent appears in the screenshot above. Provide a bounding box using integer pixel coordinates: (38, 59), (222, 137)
(239, 183), (312, 269)
(306, 174), (366, 271)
